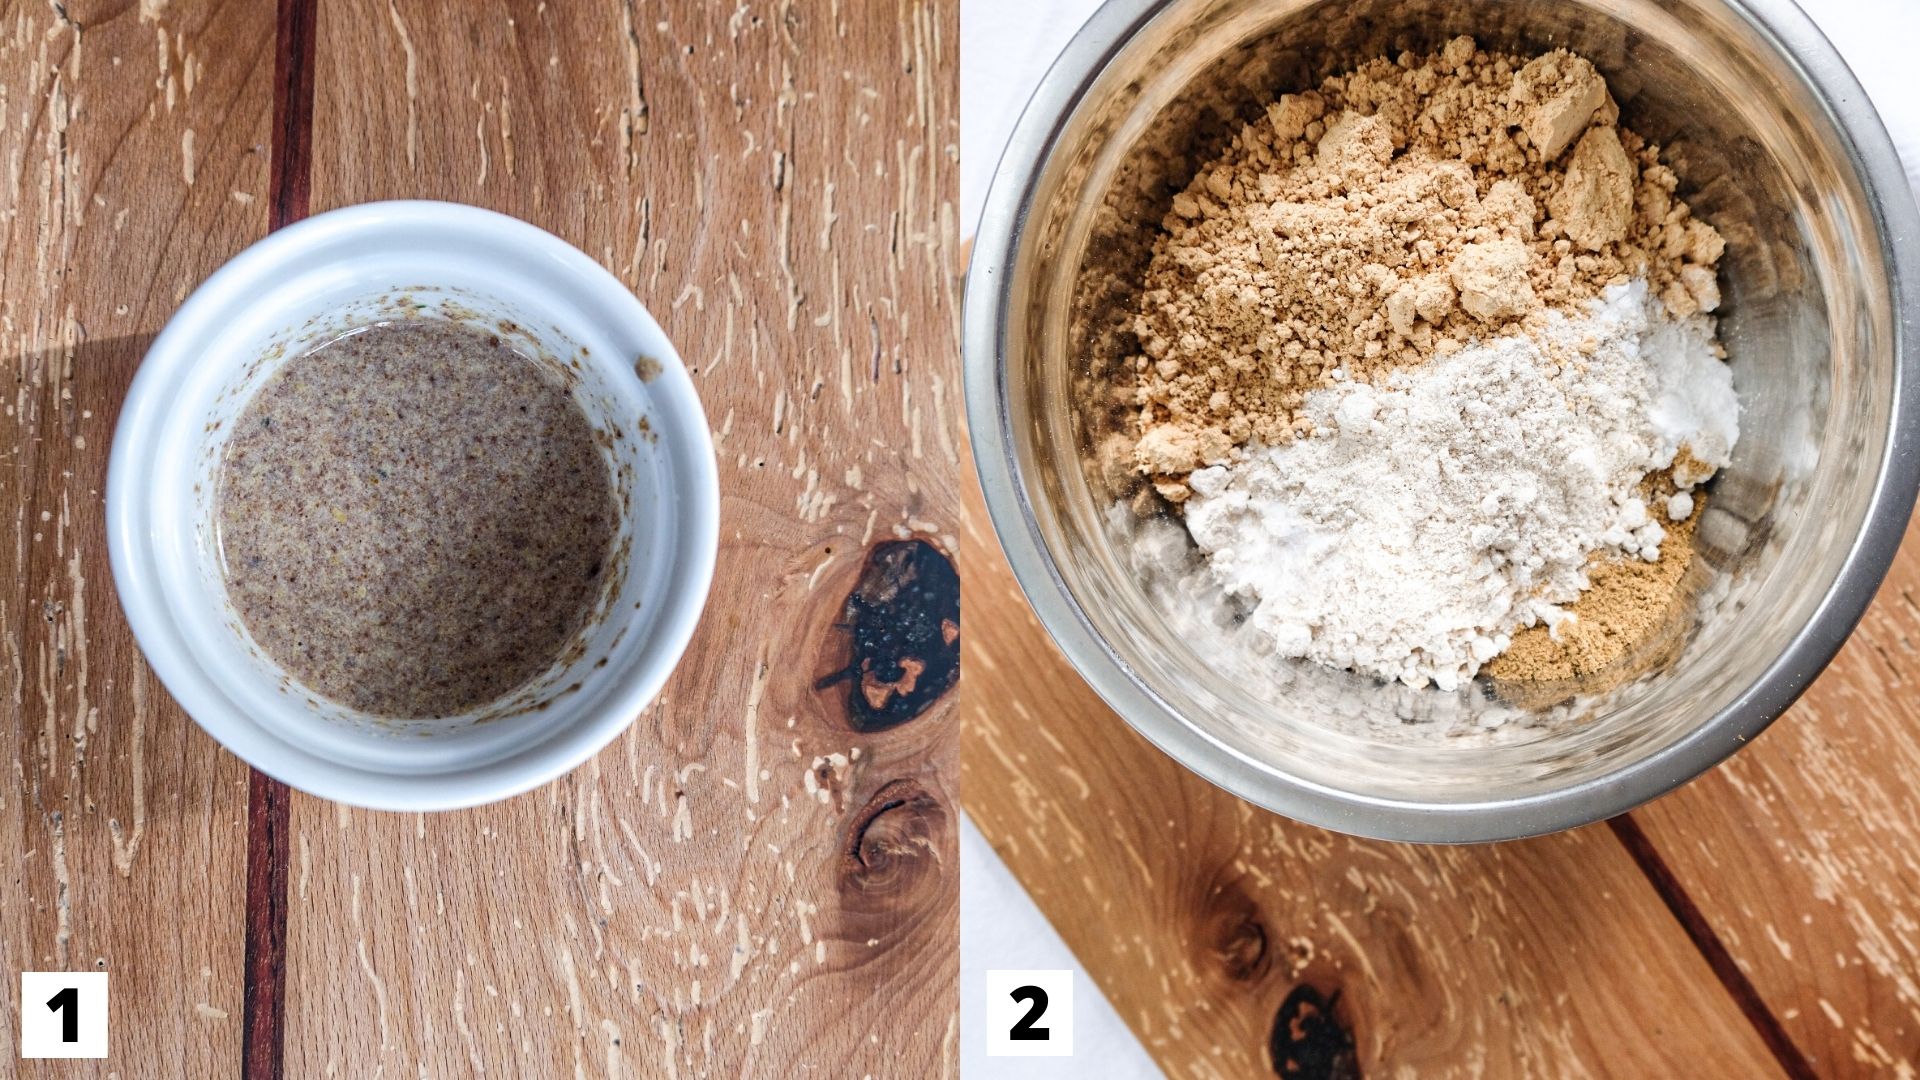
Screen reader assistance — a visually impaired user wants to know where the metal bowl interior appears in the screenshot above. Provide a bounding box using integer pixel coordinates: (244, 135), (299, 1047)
(966, 0), (1920, 840)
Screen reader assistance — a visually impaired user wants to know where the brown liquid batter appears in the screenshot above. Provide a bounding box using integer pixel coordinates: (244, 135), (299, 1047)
(216, 319), (616, 719)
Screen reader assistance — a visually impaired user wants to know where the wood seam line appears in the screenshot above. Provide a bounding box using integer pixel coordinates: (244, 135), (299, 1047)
(1607, 814), (1818, 1079)
(245, 1), (316, 1077)
(242, 772), (293, 1080)
(269, 0), (317, 234)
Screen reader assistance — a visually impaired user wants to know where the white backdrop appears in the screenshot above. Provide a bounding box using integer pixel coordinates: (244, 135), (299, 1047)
(958, 2), (1919, 1076)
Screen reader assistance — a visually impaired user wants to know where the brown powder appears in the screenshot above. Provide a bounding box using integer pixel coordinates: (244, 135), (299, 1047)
(1485, 452), (1712, 682)
(1127, 37), (1725, 497)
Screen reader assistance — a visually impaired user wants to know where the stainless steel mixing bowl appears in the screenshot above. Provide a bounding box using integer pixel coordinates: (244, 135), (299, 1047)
(965, 0), (1920, 842)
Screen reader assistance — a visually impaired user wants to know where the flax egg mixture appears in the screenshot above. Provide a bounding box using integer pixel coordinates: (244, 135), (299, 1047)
(215, 318), (617, 719)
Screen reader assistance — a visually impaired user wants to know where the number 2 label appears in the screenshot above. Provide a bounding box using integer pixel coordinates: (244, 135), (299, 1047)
(1008, 985), (1050, 1040)
(986, 969), (1073, 1057)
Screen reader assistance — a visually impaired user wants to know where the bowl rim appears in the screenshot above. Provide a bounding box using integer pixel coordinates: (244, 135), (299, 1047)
(107, 199), (720, 812)
(963, 0), (1920, 842)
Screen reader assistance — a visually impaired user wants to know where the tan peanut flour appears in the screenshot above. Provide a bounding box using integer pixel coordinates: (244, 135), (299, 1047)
(1129, 37), (1724, 490)
(1124, 37), (1735, 685)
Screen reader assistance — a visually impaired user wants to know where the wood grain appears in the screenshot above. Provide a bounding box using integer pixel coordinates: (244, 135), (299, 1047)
(0, 0), (270, 1073)
(960, 474), (1789, 1077)
(961, 430), (1920, 1075)
(1631, 512), (1920, 1074)
(283, 1), (960, 1075)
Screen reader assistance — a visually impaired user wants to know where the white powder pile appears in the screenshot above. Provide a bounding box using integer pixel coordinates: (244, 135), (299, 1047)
(1182, 282), (1737, 690)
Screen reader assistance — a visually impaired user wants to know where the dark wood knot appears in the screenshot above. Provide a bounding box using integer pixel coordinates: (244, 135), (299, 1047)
(815, 539), (959, 732)
(840, 778), (948, 901)
(1270, 983), (1360, 1080)
(1212, 908), (1271, 983)
(1201, 879), (1271, 983)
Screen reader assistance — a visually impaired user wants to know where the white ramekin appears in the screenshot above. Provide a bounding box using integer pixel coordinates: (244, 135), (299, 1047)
(108, 201), (718, 811)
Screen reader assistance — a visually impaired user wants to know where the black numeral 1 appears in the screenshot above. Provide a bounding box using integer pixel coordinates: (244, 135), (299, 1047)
(1009, 985), (1049, 1041)
(46, 986), (79, 1043)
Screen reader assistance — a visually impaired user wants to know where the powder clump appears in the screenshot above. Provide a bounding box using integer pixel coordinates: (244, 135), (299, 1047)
(1511, 51), (1609, 160)
(1451, 238), (1538, 321)
(1550, 127), (1637, 251)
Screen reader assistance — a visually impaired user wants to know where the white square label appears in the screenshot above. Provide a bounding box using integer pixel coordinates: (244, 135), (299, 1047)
(985, 968), (1072, 1057)
(19, 972), (107, 1059)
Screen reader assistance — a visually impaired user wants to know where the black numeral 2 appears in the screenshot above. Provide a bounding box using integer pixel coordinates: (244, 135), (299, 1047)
(46, 986), (79, 1043)
(1009, 985), (1049, 1041)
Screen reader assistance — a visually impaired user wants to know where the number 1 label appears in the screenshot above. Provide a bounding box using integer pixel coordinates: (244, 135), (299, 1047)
(18, 973), (107, 1059)
(986, 969), (1073, 1057)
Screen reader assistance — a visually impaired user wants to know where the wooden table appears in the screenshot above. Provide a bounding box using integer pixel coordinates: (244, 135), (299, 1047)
(0, 0), (959, 1075)
(963, 447), (1920, 1070)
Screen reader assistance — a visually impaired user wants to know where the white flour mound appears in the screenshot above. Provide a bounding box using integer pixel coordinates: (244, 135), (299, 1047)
(1182, 281), (1737, 691)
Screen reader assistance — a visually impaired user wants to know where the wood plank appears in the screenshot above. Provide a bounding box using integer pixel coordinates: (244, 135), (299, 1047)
(0, 0), (270, 1073)
(284, 1), (960, 1075)
(1631, 512), (1920, 1074)
(960, 475), (1787, 1077)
